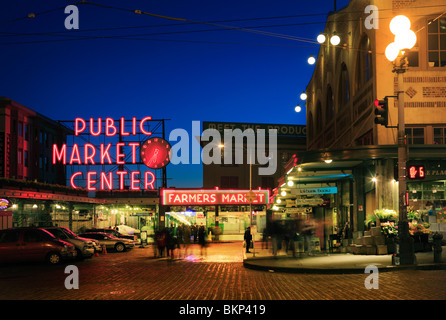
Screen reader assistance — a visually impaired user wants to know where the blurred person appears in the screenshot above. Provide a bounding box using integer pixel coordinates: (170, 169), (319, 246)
(182, 224), (191, 258)
(177, 223), (184, 249)
(155, 228), (167, 258)
(244, 227), (252, 253)
(193, 223), (198, 243)
(262, 226), (269, 249)
(302, 216), (316, 255)
(198, 223), (207, 257)
(166, 223), (176, 259)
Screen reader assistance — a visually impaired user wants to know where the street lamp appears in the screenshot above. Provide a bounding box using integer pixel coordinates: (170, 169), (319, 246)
(307, 55), (316, 65)
(330, 32), (341, 46)
(295, 105), (302, 113)
(317, 33), (326, 44)
(385, 14), (416, 265)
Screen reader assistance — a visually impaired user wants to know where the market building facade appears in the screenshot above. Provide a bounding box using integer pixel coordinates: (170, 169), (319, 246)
(271, 0), (446, 253)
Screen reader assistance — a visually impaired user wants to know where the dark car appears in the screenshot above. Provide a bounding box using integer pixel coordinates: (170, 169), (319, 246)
(78, 232), (134, 252)
(0, 227), (77, 265)
(85, 228), (136, 242)
(42, 227), (96, 259)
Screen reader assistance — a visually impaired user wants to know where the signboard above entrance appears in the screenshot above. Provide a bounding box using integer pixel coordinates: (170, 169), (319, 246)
(290, 187), (337, 195)
(161, 189), (269, 206)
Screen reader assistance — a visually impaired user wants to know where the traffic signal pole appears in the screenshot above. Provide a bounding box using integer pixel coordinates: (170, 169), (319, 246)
(394, 57), (415, 265)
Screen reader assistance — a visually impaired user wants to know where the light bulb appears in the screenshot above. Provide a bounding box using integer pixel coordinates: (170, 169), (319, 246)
(295, 105), (302, 113)
(389, 15), (411, 35)
(330, 34), (341, 46)
(287, 180), (294, 187)
(317, 34), (326, 44)
(395, 29), (417, 50)
(300, 92), (307, 100)
(307, 56), (316, 65)
(385, 42), (400, 61)
(281, 191), (287, 197)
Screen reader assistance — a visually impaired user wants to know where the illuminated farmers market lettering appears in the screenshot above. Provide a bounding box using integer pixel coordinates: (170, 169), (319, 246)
(162, 189), (269, 205)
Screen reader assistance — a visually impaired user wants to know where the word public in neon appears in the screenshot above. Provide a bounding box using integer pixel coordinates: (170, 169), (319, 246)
(74, 117), (153, 136)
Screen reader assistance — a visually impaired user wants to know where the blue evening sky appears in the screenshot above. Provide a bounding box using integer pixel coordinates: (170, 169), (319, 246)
(0, 0), (349, 187)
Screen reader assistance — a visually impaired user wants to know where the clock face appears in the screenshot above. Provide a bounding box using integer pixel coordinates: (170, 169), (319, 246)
(140, 137), (171, 169)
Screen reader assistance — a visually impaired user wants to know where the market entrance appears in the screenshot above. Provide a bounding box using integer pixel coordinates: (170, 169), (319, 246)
(160, 188), (270, 241)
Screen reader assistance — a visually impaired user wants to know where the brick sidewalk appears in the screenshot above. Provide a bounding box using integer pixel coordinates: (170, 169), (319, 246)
(1, 242), (446, 301)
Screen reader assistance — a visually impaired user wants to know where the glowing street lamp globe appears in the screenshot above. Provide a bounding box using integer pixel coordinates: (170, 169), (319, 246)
(317, 33), (326, 44)
(395, 29), (417, 50)
(389, 15), (411, 35)
(385, 42), (400, 62)
(295, 105), (302, 113)
(330, 34), (341, 46)
(307, 55), (316, 65)
(300, 92), (307, 100)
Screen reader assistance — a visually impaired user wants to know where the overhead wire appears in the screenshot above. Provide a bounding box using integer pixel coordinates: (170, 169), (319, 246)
(1, 1), (446, 51)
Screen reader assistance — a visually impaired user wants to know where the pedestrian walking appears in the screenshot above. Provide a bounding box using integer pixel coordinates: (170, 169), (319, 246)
(302, 217), (316, 255)
(198, 223), (207, 257)
(262, 227), (269, 249)
(193, 223), (198, 243)
(183, 224), (191, 258)
(177, 223), (184, 249)
(155, 228), (167, 257)
(244, 227), (252, 253)
(166, 223), (176, 259)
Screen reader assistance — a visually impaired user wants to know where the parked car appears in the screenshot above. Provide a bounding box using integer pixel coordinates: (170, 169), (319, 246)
(78, 232), (135, 252)
(85, 228), (137, 242)
(0, 227), (77, 265)
(59, 227), (102, 254)
(42, 227), (96, 259)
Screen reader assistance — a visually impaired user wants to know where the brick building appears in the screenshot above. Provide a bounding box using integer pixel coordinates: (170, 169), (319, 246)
(0, 97), (68, 184)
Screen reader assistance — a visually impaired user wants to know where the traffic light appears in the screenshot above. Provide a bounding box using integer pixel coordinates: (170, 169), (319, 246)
(374, 98), (388, 127)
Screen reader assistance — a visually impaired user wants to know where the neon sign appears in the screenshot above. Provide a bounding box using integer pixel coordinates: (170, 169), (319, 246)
(408, 165), (425, 180)
(141, 138), (171, 169)
(53, 117), (166, 191)
(162, 189), (269, 205)
(0, 198), (11, 210)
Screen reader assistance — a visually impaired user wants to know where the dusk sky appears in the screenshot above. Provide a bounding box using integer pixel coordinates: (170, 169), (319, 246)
(0, 0), (349, 187)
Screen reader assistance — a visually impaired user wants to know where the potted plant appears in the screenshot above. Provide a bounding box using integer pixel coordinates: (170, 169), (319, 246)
(374, 209), (398, 225)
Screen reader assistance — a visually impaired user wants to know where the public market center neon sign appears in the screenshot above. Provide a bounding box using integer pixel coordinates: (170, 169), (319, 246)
(52, 117), (169, 191)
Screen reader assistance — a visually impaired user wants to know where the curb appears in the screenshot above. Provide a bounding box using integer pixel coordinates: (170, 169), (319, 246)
(243, 256), (446, 274)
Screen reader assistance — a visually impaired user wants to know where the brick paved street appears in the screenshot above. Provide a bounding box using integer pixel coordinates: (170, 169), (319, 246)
(1, 242), (446, 302)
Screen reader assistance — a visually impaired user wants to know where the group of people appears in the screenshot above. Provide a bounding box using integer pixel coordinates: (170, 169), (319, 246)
(261, 217), (317, 257)
(154, 222), (208, 259)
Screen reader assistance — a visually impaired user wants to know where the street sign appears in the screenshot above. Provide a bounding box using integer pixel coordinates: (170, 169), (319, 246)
(246, 191), (257, 203)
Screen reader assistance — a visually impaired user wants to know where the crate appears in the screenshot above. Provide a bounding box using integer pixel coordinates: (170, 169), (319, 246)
(370, 227), (382, 237)
(373, 235), (386, 245)
(366, 245), (377, 255)
(358, 245), (367, 255)
(350, 244), (358, 254)
(376, 245), (388, 255)
(363, 235), (374, 245)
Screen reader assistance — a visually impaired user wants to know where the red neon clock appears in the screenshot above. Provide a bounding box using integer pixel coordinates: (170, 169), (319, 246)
(140, 137), (171, 169)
